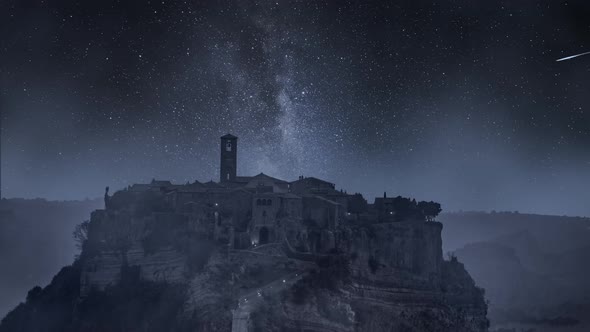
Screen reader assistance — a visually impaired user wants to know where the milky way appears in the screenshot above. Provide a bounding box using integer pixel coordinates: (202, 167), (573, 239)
(1, 1), (590, 216)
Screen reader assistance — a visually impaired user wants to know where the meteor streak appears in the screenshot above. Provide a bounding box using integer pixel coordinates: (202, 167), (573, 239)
(556, 51), (590, 62)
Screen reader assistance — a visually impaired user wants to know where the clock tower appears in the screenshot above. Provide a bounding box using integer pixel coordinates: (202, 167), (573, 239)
(220, 134), (237, 182)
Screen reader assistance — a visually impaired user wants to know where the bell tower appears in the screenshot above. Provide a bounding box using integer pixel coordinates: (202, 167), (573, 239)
(220, 134), (238, 182)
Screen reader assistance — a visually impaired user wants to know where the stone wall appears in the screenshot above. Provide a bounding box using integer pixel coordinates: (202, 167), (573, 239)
(339, 221), (443, 288)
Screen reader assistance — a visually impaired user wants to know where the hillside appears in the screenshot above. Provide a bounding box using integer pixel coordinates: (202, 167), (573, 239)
(439, 211), (590, 253)
(442, 212), (590, 331)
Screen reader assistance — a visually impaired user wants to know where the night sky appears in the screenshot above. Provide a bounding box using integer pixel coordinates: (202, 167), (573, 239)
(1, 1), (589, 216)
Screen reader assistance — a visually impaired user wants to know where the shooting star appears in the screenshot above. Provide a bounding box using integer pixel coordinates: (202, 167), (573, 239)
(556, 51), (590, 62)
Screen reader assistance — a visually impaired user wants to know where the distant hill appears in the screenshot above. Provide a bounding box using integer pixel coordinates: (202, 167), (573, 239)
(0, 198), (102, 319)
(439, 211), (590, 253)
(442, 211), (590, 331)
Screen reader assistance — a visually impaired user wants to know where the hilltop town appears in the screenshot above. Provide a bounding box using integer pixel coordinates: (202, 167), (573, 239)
(1, 134), (488, 332)
(105, 133), (443, 252)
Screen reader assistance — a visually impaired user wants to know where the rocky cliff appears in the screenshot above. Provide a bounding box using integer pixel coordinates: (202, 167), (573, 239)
(254, 221), (488, 332)
(1, 192), (488, 332)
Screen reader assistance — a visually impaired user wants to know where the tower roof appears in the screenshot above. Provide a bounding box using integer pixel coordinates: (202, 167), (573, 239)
(221, 133), (237, 139)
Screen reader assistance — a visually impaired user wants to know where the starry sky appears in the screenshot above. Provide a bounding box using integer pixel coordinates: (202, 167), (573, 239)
(1, 0), (589, 216)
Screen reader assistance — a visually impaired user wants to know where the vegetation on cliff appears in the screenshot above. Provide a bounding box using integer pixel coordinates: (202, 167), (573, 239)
(0, 261), (191, 332)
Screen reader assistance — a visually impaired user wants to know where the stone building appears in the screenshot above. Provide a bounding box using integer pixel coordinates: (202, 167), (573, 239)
(164, 133), (350, 248)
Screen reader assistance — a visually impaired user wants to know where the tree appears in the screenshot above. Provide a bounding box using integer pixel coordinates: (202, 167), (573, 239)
(73, 220), (90, 251)
(26, 286), (42, 302)
(418, 201), (442, 221)
(391, 196), (418, 221)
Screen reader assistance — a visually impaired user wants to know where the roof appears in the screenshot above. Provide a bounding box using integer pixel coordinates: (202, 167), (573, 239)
(318, 188), (348, 196)
(250, 172), (288, 184)
(234, 176), (253, 183)
(290, 176), (334, 186)
(150, 179), (172, 186)
(128, 184), (151, 192)
(221, 133), (237, 139)
(175, 181), (206, 192)
(254, 192), (302, 199)
(202, 180), (222, 188)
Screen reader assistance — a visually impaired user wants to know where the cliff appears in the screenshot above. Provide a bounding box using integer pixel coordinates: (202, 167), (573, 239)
(1, 190), (488, 332)
(255, 221), (488, 331)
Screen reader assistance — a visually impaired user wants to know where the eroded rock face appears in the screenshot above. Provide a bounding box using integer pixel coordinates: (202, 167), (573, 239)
(251, 221), (489, 332)
(80, 244), (187, 296)
(78, 209), (488, 331)
(341, 222), (443, 286)
(2, 196), (487, 332)
(79, 209), (192, 296)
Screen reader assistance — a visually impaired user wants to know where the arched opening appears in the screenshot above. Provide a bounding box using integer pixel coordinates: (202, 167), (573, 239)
(256, 198), (261, 205)
(259, 227), (269, 245)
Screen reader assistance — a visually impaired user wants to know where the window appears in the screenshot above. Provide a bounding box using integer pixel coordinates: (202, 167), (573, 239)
(226, 140), (232, 151)
(226, 173), (230, 180)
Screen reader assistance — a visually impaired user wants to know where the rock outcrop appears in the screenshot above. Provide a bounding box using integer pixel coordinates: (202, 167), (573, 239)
(1, 189), (488, 332)
(252, 221), (489, 332)
(80, 244), (187, 296)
